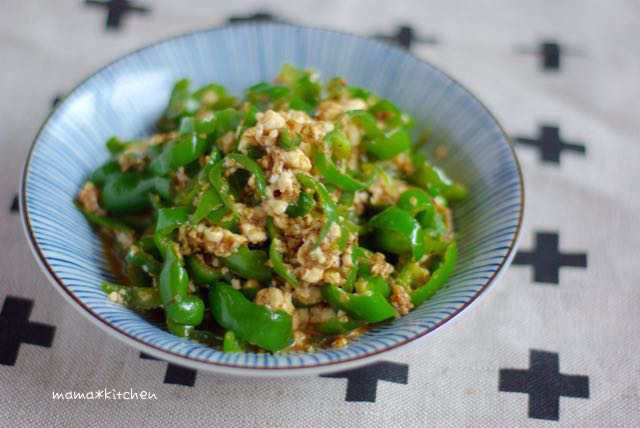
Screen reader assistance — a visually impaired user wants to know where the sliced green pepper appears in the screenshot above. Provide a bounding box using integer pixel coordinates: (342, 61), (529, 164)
(125, 247), (161, 276)
(267, 217), (299, 287)
(222, 331), (246, 352)
(189, 187), (222, 224)
(90, 160), (121, 187)
(220, 246), (272, 282)
(209, 283), (293, 352)
(296, 174), (338, 246)
(149, 133), (207, 176)
(225, 153), (268, 197)
(322, 284), (396, 323)
(368, 206), (425, 261)
(313, 144), (374, 192)
(186, 255), (222, 285)
(285, 191), (314, 217)
(411, 241), (457, 307)
(101, 281), (162, 310)
(317, 318), (365, 335)
(277, 128), (302, 151)
(101, 172), (170, 214)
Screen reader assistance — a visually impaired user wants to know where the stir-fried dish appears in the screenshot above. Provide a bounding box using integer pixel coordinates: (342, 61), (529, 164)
(76, 64), (468, 352)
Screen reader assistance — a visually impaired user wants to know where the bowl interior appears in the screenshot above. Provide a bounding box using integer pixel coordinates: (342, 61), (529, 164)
(22, 23), (522, 374)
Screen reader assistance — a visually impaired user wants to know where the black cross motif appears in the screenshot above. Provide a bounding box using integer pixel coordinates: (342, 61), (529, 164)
(227, 12), (283, 24)
(85, 0), (149, 29)
(139, 353), (197, 386)
(514, 125), (585, 164)
(499, 350), (589, 420)
(539, 41), (561, 70)
(320, 361), (408, 402)
(374, 25), (438, 50)
(0, 296), (56, 366)
(513, 232), (587, 284)
(10, 195), (18, 213)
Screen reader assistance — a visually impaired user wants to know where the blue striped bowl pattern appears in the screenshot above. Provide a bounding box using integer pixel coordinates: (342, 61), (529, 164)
(21, 24), (523, 376)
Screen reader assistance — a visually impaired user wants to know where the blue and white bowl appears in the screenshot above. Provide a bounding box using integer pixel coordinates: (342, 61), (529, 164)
(21, 23), (523, 376)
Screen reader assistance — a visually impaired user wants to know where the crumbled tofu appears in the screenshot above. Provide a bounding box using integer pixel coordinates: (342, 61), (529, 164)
(239, 222), (267, 244)
(178, 224), (247, 257)
(282, 149), (312, 171)
(331, 336), (349, 349)
(390, 283), (414, 315)
(292, 286), (323, 305)
(300, 267), (324, 284)
(107, 291), (124, 304)
(309, 305), (337, 324)
(78, 181), (104, 214)
(370, 252), (394, 278)
(255, 287), (295, 315)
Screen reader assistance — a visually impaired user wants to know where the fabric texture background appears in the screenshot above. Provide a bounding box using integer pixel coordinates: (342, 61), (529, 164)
(0, 0), (638, 426)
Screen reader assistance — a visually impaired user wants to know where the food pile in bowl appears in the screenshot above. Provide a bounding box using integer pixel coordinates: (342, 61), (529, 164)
(75, 64), (468, 353)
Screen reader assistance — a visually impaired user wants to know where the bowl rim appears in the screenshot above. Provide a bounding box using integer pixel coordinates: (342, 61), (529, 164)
(19, 22), (524, 376)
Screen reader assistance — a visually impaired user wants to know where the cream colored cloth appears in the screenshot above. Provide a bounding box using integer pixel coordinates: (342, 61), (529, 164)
(1, 0), (638, 426)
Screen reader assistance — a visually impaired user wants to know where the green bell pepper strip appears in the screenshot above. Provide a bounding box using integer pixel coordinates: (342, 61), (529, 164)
(316, 318), (365, 335)
(222, 331), (246, 352)
(266, 218), (299, 288)
(395, 261), (430, 289)
(125, 247), (161, 276)
(225, 153), (268, 197)
(347, 110), (384, 138)
(368, 206), (425, 261)
(165, 296), (205, 326)
(208, 159), (238, 215)
(189, 187), (222, 224)
(322, 284), (396, 323)
(209, 283), (293, 352)
(246, 82), (290, 105)
(220, 246), (272, 282)
(90, 160), (121, 187)
(411, 241), (457, 307)
(149, 133), (207, 176)
(163, 79), (192, 122)
(277, 128), (302, 151)
(364, 127), (412, 160)
(106, 136), (128, 155)
(189, 329), (224, 347)
(74, 201), (133, 233)
(206, 206), (240, 231)
(285, 191), (314, 217)
(313, 145), (374, 192)
(410, 153), (468, 201)
(158, 244), (189, 306)
(295, 174), (338, 246)
(153, 206), (188, 254)
(167, 318), (195, 337)
(355, 275), (391, 299)
(324, 129), (351, 161)
(100, 172), (170, 214)
(101, 281), (162, 310)
(186, 256), (223, 285)
(397, 188), (435, 217)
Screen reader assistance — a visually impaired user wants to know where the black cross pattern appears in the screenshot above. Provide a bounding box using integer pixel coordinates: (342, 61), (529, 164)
(515, 125), (585, 165)
(227, 12), (284, 25)
(85, 0), (149, 29)
(0, 296), (56, 366)
(499, 350), (589, 420)
(10, 195), (18, 213)
(374, 25), (438, 50)
(321, 361), (408, 402)
(539, 41), (561, 70)
(139, 353), (197, 386)
(513, 232), (587, 284)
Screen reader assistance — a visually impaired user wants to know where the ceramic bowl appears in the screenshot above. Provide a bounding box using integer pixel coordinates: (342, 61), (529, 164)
(21, 23), (523, 376)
